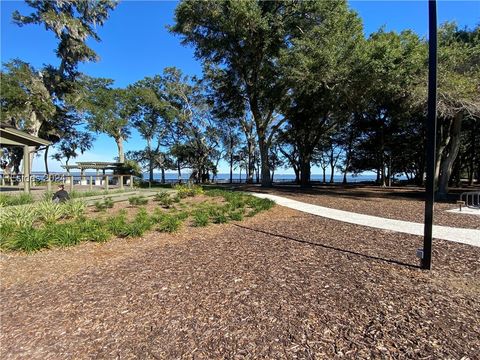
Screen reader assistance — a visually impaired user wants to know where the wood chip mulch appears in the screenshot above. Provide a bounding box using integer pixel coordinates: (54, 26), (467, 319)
(1, 206), (479, 359)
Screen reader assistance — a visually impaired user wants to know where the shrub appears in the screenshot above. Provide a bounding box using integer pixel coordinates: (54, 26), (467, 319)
(154, 192), (174, 208)
(128, 196), (148, 206)
(212, 212), (228, 224)
(174, 184), (203, 198)
(157, 214), (182, 233)
(62, 199), (86, 219)
(76, 219), (110, 243)
(172, 194), (181, 203)
(45, 223), (83, 247)
(106, 211), (129, 237)
(94, 200), (107, 212)
(36, 201), (65, 224)
(0, 193), (34, 207)
(229, 210), (244, 221)
(154, 192), (169, 202)
(9, 227), (49, 252)
(193, 210), (209, 227)
(1, 205), (39, 227)
(104, 197), (114, 208)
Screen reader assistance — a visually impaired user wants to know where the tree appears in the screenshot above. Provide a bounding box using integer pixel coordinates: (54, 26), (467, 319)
(51, 130), (94, 172)
(81, 78), (130, 163)
(172, 0), (304, 186)
(434, 24), (480, 197)
(279, 0), (364, 187)
(4, 0), (117, 172)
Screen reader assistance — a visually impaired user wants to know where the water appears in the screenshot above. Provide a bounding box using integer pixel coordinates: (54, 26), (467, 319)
(27, 171), (382, 183)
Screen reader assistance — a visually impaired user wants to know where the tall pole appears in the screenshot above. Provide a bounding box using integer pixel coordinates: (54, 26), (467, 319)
(422, 0), (438, 270)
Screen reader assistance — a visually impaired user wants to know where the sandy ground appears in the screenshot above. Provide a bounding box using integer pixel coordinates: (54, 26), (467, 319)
(1, 203), (479, 359)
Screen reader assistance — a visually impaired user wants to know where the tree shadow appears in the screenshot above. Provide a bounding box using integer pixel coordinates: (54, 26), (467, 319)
(234, 224), (420, 269)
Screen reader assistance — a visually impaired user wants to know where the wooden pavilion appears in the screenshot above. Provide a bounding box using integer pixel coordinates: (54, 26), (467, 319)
(0, 124), (51, 193)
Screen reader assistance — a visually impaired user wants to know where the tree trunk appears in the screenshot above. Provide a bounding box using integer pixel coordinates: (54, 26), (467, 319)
(258, 136), (271, 187)
(438, 113), (463, 198)
(177, 161), (181, 182)
(322, 167), (326, 183)
(294, 167), (300, 184)
(115, 137), (125, 163)
(246, 138), (255, 184)
(161, 168), (165, 184)
(229, 147), (233, 184)
(299, 155), (311, 188)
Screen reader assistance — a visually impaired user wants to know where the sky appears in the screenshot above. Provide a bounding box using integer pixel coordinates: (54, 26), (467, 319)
(1, 0), (479, 174)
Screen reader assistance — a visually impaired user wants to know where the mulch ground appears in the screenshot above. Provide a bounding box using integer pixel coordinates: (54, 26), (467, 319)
(239, 184), (480, 229)
(1, 204), (479, 359)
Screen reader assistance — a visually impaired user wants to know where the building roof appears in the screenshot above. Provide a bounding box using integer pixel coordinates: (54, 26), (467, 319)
(0, 125), (51, 147)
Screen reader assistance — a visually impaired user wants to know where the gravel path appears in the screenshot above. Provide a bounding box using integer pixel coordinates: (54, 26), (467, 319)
(1, 206), (479, 359)
(250, 193), (480, 247)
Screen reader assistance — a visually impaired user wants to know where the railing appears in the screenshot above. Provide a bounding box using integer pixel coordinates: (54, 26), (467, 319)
(460, 191), (480, 209)
(0, 173), (135, 192)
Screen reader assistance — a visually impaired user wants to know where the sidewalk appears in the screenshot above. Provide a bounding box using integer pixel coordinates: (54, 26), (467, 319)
(250, 193), (480, 248)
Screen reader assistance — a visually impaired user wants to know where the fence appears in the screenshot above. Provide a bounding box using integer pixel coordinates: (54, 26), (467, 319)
(0, 173), (135, 192)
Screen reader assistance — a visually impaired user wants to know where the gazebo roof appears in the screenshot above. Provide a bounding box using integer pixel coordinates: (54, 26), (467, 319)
(63, 161), (124, 170)
(0, 125), (51, 147)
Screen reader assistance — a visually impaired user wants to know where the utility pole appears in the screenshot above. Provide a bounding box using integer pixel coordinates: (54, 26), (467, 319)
(422, 0), (438, 270)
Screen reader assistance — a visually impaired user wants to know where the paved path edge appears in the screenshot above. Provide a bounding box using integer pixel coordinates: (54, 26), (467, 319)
(249, 192), (480, 248)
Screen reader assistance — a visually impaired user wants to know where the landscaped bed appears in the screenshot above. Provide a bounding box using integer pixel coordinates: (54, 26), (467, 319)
(0, 204), (478, 358)
(0, 185), (274, 252)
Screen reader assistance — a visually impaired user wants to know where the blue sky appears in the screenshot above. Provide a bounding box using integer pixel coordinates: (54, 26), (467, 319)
(1, 0), (479, 174)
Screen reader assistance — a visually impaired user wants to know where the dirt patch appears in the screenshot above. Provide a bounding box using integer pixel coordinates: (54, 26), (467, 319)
(1, 205), (479, 359)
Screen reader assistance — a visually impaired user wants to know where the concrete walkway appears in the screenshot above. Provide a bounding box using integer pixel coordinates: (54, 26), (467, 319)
(250, 193), (480, 248)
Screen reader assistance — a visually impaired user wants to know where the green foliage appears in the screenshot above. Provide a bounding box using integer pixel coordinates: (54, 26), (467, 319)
(106, 210), (129, 237)
(94, 197), (114, 211)
(7, 227), (49, 253)
(157, 214), (182, 233)
(228, 210), (244, 221)
(154, 192), (173, 208)
(1, 205), (39, 228)
(192, 210), (209, 227)
(0, 193), (34, 207)
(174, 184), (203, 198)
(36, 201), (66, 224)
(128, 196), (149, 206)
(76, 219), (111, 243)
(46, 223), (83, 247)
(62, 199), (87, 219)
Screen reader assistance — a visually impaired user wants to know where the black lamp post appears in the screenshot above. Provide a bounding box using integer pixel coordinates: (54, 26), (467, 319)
(422, 0), (438, 270)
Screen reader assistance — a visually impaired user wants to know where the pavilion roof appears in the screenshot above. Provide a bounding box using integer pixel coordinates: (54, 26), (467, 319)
(0, 125), (51, 147)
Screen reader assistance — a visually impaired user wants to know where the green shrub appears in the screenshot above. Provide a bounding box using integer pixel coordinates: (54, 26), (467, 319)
(106, 211), (129, 237)
(1, 205), (39, 227)
(157, 214), (182, 233)
(76, 219), (111, 242)
(229, 210), (244, 221)
(36, 201), (65, 224)
(154, 192), (173, 208)
(172, 194), (181, 203)
(46, 223), (83, 247)
(94, 200), (107, 212)
(9, 227), (49, 252)
(128, 196), (148, 206)
(62, 199), (86, 219)
(154, 192), (169, 202)
(174, 184), (203, 198)
(0, 222), (16, 248)
(0, 193), (34, 207)
(42, 191), (55, 202)
(94, 197), (114, 211)
(212, 212), (228, 224)
(193, 210), (209, 227)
